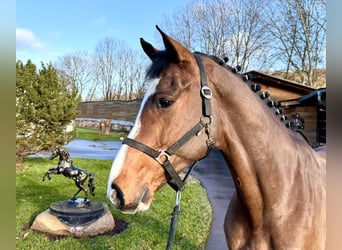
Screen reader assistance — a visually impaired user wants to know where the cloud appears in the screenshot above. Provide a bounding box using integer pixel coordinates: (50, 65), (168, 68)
(16, 28), (43, 50)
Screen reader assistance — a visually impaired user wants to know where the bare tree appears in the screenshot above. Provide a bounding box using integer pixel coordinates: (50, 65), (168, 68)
(132, 53), (149, 100)
(265, 0), (326, 86)
(92, 37), (148, 101)
(161, 0), (272, 72)
(93, 37), (118, 101)
(161, 0), (325, 83)
(116, 45), (136, 100)
(161, 3), (198, 51)
(55, 52), (96, 101)
(224, 0), (273, 71)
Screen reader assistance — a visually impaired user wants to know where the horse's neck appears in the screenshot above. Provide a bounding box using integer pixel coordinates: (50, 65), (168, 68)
(213, 70), (313, 228)
(59, 155), (71, 164)
(58, 156), (72, 168)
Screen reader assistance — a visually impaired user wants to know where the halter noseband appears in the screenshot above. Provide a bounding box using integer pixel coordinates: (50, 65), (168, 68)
(122, 53), (214, 192)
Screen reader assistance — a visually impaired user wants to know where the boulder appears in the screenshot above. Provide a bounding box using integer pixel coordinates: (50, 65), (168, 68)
(31, 204), (115, 237)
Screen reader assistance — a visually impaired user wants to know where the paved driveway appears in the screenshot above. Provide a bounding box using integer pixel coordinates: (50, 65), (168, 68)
(31, 139), (121, 160)
(192, 150), (234, 250)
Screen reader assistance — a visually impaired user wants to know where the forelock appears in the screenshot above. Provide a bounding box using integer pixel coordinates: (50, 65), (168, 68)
(145, 51), (169, 79)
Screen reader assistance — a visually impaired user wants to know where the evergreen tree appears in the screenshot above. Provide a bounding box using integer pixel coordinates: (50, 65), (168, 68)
(16, 60), (80, 162)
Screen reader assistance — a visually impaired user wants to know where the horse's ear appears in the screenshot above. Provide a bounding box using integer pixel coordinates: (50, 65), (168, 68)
(156, 25), (192, 64)
(140, 38), (160, 61)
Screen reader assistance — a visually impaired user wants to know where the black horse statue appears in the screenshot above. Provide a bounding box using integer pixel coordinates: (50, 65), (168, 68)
(42, 147), (95, 202)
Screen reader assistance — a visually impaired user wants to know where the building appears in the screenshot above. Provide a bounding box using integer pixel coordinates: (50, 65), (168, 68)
(245, 71), (326, 146)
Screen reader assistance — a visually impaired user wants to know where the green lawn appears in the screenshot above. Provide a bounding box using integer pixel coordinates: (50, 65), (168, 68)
(16, 157), (212, 250)
(75, 127), (127, 141)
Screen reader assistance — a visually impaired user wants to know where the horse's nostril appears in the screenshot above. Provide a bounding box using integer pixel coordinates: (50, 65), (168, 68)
(111, 183), (125, 209)
(141, 187), (150, 204)
(109, 189), (120, 208)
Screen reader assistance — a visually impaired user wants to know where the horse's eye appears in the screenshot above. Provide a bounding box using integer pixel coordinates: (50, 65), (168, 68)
(157, 98), (174, 109)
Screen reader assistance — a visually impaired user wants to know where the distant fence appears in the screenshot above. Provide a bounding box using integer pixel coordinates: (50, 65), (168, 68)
(75, 118), (134, 133)
(76, 100), (142, 122)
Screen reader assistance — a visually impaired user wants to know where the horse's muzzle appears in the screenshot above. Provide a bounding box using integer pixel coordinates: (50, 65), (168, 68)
(109, 183), (151, 214)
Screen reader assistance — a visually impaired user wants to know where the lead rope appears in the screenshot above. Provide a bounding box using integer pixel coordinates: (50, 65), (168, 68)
(166, 161), (199, 250)
(166, 191), (182, 250)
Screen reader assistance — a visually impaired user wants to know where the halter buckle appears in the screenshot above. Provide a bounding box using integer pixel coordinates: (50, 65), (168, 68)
(156, 150), (172, 165)
(201, 86), (212, 99)
(200, 115), (212, 126)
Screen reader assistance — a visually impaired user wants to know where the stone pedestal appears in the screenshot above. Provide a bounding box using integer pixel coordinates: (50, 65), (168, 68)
(31, 199), (115, 237)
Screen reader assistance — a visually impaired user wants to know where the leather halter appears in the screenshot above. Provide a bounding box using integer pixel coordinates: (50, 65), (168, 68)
(122, 53), (215, 192)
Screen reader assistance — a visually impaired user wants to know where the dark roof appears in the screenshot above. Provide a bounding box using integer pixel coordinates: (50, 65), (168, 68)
(279, 88), (326, 108)
(298, 88), (326, 107)
(244, 70), (316, 95)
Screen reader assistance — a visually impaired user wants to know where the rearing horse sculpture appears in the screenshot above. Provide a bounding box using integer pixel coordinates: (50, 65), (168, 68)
(107, 26), (326, 249)
(43, 147), (96, 201)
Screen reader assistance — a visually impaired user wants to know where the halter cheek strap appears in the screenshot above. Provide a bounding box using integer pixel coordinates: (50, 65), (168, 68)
(123, 119), (208, 191)
(122, 53), (214, 192)
(194, 52), (212, 117)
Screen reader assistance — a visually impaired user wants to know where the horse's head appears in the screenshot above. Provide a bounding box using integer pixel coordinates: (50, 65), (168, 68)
(49, 147), (62, 160)
(107, 26), (219, 214)
(49, 147), (71, 162)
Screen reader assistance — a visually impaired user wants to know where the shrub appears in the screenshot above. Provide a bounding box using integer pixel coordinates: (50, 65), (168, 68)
(16, 60), (80, 163)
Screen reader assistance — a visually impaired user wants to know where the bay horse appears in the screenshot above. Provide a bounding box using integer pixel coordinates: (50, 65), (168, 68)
(107, 26), (326, 249)
(43, 147), (96, 201)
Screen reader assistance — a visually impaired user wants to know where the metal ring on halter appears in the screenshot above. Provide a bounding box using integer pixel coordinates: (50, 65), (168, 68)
(201, 86), (212, 99)
(156, 150), (172, 165)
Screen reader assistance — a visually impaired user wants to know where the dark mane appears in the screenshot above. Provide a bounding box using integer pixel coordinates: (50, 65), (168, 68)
(199, 52), (309, 143)
(194, 52), (235, 72)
